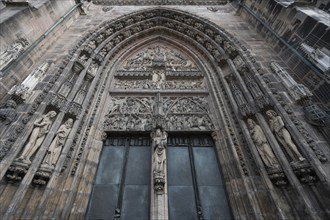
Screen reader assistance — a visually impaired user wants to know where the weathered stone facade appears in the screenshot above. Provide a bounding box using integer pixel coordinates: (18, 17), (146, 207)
(0, 0), (329, 219)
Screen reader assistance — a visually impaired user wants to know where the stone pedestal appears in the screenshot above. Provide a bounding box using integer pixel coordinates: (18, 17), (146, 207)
(6, 161), (29, 183)
(33, 164), (54, 186)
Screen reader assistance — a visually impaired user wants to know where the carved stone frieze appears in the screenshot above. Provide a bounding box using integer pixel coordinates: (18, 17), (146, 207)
(163, 97), (214, 131)
(92, 0), (228, 5)
(113, 77), (206, 90)
(163, 96), (208, 114)
(103, 97), (154, 131)
(121, 44), (199, 71)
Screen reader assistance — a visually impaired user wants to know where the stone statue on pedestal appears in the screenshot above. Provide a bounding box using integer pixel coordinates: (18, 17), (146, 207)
(151, 128), (167, 194)
(266, 110), (305, 162)
(16, 111), (57, 164)
(41, 118), (73, 168)
(247, 118), (279, 168)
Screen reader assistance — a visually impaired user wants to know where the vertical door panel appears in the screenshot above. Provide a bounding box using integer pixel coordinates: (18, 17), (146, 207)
(193, 147), (223, 186)
(167, 147), (193, 186)
(168, 186), (197, 220)
(121, 185), (150, 220)
(95, 146), (125, 185)
(125, 146), (151, 185)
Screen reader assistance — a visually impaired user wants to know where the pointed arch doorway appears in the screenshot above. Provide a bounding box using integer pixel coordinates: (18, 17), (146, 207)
(86, 39), (233, 219)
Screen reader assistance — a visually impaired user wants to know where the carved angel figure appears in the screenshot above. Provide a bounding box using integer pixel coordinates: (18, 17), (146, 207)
(266, 110), (305, 162)
(247, 118), (279, 168)
(41, 118), (73, 167)
(152, 129), (167, 177)
(17, 111), (57, 164)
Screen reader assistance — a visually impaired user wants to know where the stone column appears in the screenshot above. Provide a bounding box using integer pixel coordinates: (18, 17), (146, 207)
(150, 128), (168, 220)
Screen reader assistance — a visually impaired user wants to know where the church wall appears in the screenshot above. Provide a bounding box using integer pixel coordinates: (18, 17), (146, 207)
(0, 0), (79, 99)
(0, 3), (329, 220)
(236, 0), (330, 109)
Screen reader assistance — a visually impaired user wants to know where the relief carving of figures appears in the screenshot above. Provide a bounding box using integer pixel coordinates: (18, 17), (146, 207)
(163, 97), (214, 131)
(270, 62), (312, 101)
(0, 100), (18, 125)
(0, 38), (29, 71)
(114, 78), (206, 90)
(8, 62), (50, 100)
(121, 44), (198, 71)
(165, 97), (209, 114)
(16, 111), (57, 164)
(166, 114), (213, 131)
(151, 128), (167, 194)
(266, 110), (306, 162)
(103, 97), (153, 131)
(41, 118), (73, 168)
(247, 118), (279, 168)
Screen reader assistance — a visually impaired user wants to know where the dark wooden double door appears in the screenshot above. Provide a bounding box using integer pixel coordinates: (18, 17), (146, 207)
(86, 135), (232, 220)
